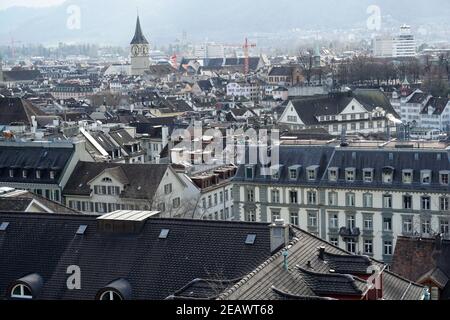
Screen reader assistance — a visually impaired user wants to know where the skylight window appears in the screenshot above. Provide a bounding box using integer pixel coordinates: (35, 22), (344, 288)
(159, 229), (170, 239)
(245, 234), (257, 245)
(0, 222), (9, 231)
(76, 225), (88, 235)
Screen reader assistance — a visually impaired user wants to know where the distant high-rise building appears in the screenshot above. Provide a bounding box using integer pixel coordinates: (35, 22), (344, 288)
(373, 25), (416, 58)
(193, 43), (225, 59)
(130, 15), (150, 76)
(393, 25), (416, 57)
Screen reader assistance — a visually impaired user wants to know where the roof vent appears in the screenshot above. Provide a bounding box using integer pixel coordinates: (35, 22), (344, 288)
(159, 229), (170, 239)
(245, 234), (257, 245)
(0, 222), (9, 231)
(76, 225), (88, 235)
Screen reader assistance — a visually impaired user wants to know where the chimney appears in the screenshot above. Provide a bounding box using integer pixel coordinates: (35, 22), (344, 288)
(318, 246), (326, 260)
(270, 219), (289, 253)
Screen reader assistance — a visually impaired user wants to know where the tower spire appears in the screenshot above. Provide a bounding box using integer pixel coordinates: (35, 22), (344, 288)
(130, 14), (148, 45)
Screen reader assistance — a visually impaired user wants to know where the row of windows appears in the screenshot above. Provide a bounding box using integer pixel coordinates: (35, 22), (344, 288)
(68, 201), (144, 213)
(202, 206), (234, 221)
(202, 189), (232, 209)
(248, 188), (449, 211)
(329, 238), (394, 256)
(264, 210), (450, 237)
(7, 169), (56, 180)
(328, 168), (449, 185)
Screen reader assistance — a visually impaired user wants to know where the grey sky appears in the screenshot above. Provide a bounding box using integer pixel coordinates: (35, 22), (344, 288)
(0, 0), (66, 10)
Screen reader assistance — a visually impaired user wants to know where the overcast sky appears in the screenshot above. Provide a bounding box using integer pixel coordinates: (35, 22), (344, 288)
(0, 0), (66, 10)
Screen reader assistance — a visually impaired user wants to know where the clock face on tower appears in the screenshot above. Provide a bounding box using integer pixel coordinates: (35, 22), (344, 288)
(132, 45), (140, 57)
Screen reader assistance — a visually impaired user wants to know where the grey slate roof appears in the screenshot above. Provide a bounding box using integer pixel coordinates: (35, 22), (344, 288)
(0, 145), (74, 184)
(130, 16), (149, 45)
(0, 213), (272, 300)
(0, 97), (45, 126)
(235, 145), (450, 193)
(288, 89), (398, 125)
(63, 162), (169, 200)
(218, 227), (424, 300)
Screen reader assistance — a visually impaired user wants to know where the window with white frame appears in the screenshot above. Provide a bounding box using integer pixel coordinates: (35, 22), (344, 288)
(245, 209), (256, 222)
(383, 194), (393, 209)
(247, 189), (255, 202)
(164, 184), (173, 195)
(99, 291), (123, 301)
(363, 169), (373, 183)
(345, 168), (356, 182)
(289, 190), (298, 204)
(422, 196), (431, 210)
(290, 212), (299, 226)
(347, 215), (356, 229)
(328, 168), (338, 182)
(308, 212), (318, 228)
(421, 170), (432, 184)
(440, 219), (449, 235)
(440, 197), (449, 211)
(382, 168), (394, 184)
(271, 190), (280, 203)
(347, 239), (356, 254)
(289, 169), (298, 180)
(363, 193), (373, 208)
(330, 213), (339, 229)
(403, 195), (413, 210)
(329, 192), (338, 206)
(364, 216), (373, 230)
(403, 218), (413, 234)
(307, 169), (317, 181)
(402, 170), (413, 184)
(364, 240), (373, 255)
(440, 172), (449, 185)
(307, 191), (317, 205)
(383, 217), (393, 232)
(422, 219), (431, 234)
(384, 241), (393, 256)
(10, 284), (33, 300)
(330, 238), (339, 246)
(346, 193), (356, 207)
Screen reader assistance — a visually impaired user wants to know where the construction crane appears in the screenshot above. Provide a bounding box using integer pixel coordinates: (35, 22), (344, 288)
(223, 38), (257, 75)
(243, 38), (256, 75)
(0, 36), (23, 60)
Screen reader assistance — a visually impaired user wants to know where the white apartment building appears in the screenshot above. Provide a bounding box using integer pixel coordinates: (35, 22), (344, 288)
(278, 89), (400, 135)
(232, 145), (450, 264)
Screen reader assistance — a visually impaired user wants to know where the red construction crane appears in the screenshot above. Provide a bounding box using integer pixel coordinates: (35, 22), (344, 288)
(243, 37), (256, 75)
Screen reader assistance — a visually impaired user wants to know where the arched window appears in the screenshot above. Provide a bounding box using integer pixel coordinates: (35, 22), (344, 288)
(102, 177), (113, 183)
(99, 290), (123, 301)
(11, 284), (33, 299)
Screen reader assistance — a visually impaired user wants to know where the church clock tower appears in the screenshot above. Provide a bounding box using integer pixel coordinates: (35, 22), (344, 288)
(130, 15), (150, 76)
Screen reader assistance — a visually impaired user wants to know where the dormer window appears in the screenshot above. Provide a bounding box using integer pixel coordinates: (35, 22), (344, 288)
(289, 166), (301, 180)
(307, 166), (319, 181)
(245, 166), (255, 179)
(50, 171), (55, 180)
(363, 169), (373, 183)
(36, 170), (41, 179)
(382, 167), (394, 184)
(9, 169), (14, 178)
(11, 284), (33, 300)
(402, 170), (413, 184)
(421, 170), (431, 185)
(289, 169), (297, 180)
(328, 168), (338, 182)
(22, 170), (27, 179)
(440, 171), (449, 185)
(271, 165), (282, 180)
(345, 168), (356, 182)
